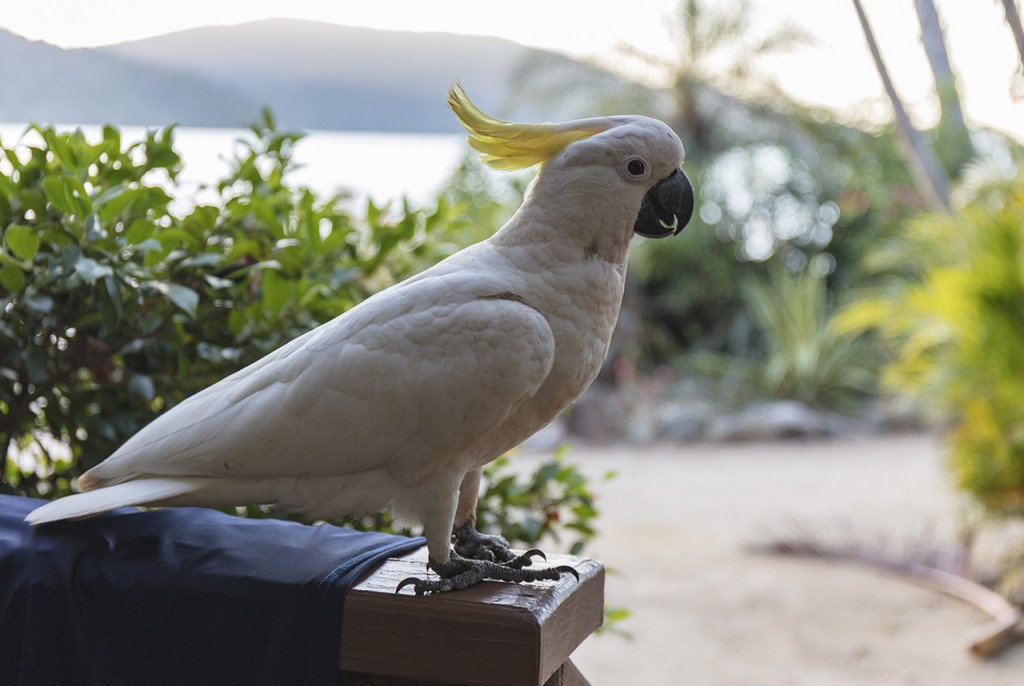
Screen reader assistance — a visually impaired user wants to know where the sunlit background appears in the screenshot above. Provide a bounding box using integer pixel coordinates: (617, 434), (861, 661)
(4, 0), (1022, 138)
(4, 1), (1024, 684)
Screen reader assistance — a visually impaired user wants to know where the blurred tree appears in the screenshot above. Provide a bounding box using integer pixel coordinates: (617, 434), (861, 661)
(503, 0), (925, 380)
(1000, 0), (1024, 75)
(913, 0), (975, 174)
(851, 0), (951, 211)
(621, 0), (812, 156)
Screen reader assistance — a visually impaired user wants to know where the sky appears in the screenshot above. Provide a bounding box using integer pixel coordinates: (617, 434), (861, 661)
(3, 0), (1022, 140)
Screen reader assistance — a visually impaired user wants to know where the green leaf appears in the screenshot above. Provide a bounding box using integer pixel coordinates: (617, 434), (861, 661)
(532, 462), (561, 490)
(142, 248), (165, 268)
(164, 283), (199, 318)
(0, 264), (25, 292)
(41, 177), (72, 214)
(144, 127), (181, 174)
(260, 269), (289, 316)
(124, 219), (157, 245)
(570, 502), (598, 519)
(95, 186), (139, 224)
(67, 130), (105, 170)
(203, 274), (234, 290)
(132, 238), (163, 255)
(226, 259), (282, 279)
(98, 275), (123, 332)
(127, 374), (155, 401)
(178, 252), (223, 269)
(182, 205), (218, 238)
(156, 228), (201, 251)
(228, 307), (249, 336)
(39, 128), (75, 171)
(101, 125), (122, 155)
(74, 255), (114, 283)
(4, 225), (40, 260)
(41, 176), (91, 217)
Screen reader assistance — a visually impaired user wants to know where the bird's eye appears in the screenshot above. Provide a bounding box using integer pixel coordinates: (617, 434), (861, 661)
(626, 159), (646, 177)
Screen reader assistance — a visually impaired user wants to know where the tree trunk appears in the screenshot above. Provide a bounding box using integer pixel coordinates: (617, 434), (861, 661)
(914, 0), (974, 173)
(1000, 0), (1024, 74)
(852, 0), (952, 211)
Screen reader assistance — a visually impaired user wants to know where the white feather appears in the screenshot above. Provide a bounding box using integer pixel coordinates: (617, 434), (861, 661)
(25, 478), (203, 524)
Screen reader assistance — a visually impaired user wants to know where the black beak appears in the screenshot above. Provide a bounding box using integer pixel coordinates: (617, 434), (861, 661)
(633, 168), (695, 238)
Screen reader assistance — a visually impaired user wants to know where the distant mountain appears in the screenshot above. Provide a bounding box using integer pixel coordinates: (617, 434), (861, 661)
(0, 30), (257, 127)
(0, 19), (589, 132)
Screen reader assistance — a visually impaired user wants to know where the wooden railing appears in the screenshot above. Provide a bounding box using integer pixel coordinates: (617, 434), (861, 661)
(338, 548), (604, 685)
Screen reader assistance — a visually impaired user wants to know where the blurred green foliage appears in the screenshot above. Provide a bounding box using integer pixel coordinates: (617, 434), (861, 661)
(507, 0), (931, 416)
(689, 268), (879, 410)
(837, 176), (1024, 509)
(477, 448), (615, 556)
(739, 270), (877, 409)
(0, 112), (463, 498)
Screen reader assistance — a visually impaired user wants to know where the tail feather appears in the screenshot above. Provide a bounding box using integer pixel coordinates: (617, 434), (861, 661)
(24, 478), (204, 525)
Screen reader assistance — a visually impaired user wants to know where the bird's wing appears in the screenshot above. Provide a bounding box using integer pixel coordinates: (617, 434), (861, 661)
(82, 271), (555, 488)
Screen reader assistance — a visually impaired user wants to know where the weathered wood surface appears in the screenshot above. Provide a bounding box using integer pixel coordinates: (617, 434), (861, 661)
(339, 547), (603, 686)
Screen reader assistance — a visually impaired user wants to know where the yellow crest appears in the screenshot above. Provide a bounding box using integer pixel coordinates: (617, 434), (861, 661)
(447, 83), (610, 171)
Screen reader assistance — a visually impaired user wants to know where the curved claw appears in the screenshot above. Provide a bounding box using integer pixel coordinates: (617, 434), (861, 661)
(395, 576), (425, 595)
(555, 565), (580, 583)
(502, 547), (547, 570)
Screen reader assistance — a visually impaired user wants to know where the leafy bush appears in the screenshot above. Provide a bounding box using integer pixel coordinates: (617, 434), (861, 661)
(0, 113), (462, 498)
(477, 449), (615, 556)
(684, 267), (879, 411)
(837, 178), (1024, 509)
(739, 268), (879, 408)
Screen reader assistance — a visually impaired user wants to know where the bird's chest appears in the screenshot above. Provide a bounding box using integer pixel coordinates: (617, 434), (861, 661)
(458, 245), (628, 468)
(523, 259), (627, 419)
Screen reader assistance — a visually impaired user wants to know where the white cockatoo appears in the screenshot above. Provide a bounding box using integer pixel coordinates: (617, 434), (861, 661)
(27, 85), (694, 593)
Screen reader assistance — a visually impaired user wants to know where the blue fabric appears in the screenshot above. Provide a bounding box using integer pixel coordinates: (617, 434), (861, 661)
(0, 495), (424, 686)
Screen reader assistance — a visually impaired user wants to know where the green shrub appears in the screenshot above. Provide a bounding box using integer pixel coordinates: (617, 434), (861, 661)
(0, 113), (463, 498)
(684, 267), (879, 411)
(739, 268), (879, 408)
(476, 449), (614, 556)
(837, 178), (1024, 509)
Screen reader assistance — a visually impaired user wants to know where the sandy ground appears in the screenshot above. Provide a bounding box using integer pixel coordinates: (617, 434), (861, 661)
(520, 434), (1024, 686)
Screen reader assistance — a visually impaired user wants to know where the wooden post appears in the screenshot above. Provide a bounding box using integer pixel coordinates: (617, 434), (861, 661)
(338, 548), (603, 685)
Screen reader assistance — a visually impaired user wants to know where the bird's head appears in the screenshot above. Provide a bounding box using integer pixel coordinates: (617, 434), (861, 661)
(447, 84), (694, 241)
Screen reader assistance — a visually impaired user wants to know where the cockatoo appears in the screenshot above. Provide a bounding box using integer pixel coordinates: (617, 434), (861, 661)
(27, 85), (694, 593)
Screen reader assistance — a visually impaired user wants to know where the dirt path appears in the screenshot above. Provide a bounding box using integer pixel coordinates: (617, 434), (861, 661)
(524, 434), (1024, 685)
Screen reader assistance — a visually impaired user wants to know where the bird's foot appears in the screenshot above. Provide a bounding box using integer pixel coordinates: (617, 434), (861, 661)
(396, 554), (578, 595)
(452, 521), (544, 569)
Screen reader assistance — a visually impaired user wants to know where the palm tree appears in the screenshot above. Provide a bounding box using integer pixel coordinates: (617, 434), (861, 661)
(507, 0), (812, 159)
(620, 0), (812, 155)
(914, 0), (975, 173)
(999, 0), (1024, 99)
(851, 0), (952, 211)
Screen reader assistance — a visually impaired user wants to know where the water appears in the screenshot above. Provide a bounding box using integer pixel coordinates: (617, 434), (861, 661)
(0, 123), (468, 206)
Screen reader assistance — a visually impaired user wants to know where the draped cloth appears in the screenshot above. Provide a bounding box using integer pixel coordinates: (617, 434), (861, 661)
(0, 495), (424, 686)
